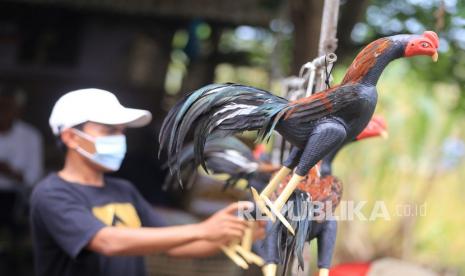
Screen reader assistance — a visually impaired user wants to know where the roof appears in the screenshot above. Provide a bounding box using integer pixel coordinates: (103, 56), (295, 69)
(11, 0), (282, 26)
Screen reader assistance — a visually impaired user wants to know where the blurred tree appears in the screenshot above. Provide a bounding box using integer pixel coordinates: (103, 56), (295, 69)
(338, 0), (465, 112)
(289, 0), (324, 74)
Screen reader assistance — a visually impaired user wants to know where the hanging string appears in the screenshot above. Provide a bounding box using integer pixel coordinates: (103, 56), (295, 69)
(324, 56), (334, 89)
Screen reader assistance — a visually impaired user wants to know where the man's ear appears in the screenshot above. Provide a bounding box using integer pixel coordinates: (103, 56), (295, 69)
(60, 129), (79, 150)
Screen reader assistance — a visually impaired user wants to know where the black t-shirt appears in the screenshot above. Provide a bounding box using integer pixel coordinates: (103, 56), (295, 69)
(30, 173), (166, 276)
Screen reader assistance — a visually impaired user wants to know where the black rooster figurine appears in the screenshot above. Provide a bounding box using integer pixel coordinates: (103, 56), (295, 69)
(163, 136), (276, 192)
(159, 31), (438, 234)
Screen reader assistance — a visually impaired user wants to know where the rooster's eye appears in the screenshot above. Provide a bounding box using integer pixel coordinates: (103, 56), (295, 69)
(421, 42), (431, 48)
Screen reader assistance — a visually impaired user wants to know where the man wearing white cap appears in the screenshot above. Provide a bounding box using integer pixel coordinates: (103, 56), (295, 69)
(30, 89), (262, 276)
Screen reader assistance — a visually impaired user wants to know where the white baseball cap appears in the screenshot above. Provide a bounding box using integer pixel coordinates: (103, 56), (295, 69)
(49, 88), (152, 135)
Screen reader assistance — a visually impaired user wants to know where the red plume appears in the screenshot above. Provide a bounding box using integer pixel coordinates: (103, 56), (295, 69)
(356, 115), (387, 140)
(327, 263), (371, 276)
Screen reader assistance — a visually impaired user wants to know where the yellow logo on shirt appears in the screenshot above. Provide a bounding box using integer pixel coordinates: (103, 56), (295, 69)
(92, 203), (141, 228)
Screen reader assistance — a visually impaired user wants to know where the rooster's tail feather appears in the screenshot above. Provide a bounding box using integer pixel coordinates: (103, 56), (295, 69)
(277, 190), (312, 274)
(159, 83), (289, 181)
(162, 137), (255, 189)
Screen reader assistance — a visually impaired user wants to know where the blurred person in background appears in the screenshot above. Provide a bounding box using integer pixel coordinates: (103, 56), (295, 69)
(0, 84), (43, 275)
(0, 84), (43, 229)
(30, 88), (264, 276)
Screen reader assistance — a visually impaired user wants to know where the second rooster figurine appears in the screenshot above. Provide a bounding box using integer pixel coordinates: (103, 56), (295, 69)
(159, 31), (439, 233)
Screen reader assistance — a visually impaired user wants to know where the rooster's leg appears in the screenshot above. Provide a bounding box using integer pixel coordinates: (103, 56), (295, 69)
(258, 220), (280, 276)
(251, 166), (291, 221)
(252, 148), (302, 221)
(262, 147), (302, 197)
(265, 121), (347, 234)
(316, 220), (337, 275)
(221, 241), (249, 269)
(224, 221), (265, 268)
(233, 221), (265, 266)
(263, 173), (304, 234)
(261, 166), (292, 197)
(262, 263), (277, 276)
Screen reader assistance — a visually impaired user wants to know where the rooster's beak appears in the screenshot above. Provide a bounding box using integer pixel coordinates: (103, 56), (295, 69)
(380, 130), (389, 139)
(432, 52), (438, 62)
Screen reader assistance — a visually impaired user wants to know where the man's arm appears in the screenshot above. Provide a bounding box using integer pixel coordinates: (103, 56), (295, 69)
(167, 240), (221, 258)
(167, 220), (266, 258)
(89, 224), (208, 256)
(88, 202), (252, 256)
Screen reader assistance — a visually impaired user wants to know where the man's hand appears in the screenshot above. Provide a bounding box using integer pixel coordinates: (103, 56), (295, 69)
(88, 201), (266, 257)
(252, 220), (266, 241)
(197, 202), (254, 243)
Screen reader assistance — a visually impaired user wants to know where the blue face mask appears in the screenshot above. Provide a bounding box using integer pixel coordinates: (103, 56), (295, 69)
(72, 129), (127, 171)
